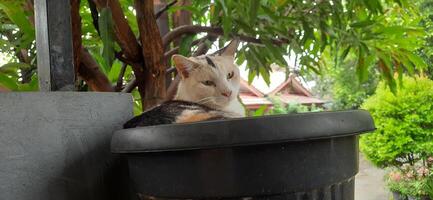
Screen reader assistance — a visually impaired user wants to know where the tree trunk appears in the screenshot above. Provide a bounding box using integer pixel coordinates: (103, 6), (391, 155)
(154, 0), (173, 89)
(166, 0), (192, 100)
(135, 0), (166, 109)
(172, 0), (191, 46)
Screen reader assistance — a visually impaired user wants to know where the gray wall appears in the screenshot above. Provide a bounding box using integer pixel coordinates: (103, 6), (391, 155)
(0, 92), (133, 200)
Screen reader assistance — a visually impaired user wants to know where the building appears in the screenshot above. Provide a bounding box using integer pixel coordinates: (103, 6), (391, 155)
(267, 74), (325, 106)
(239, 74), (325, 114)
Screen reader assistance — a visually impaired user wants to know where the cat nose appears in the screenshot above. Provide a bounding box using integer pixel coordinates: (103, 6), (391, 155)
(221, 90), (232, 97)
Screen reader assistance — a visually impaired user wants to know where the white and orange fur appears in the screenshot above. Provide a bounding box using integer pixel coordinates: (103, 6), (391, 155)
(123, 40), (245, 128)
(173, 40), (245, 118)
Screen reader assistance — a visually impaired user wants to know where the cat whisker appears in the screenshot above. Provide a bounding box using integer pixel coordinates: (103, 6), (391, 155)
(196, 97), (215, 104)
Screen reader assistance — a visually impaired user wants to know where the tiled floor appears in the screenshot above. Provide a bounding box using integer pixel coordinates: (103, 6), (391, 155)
(355, 154), (391, 200)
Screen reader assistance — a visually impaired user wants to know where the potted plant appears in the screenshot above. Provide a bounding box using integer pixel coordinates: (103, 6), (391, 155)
(386, 163), (433, 200)
(387, 170), (407, 200)
(426, 173), (433, 200)
(111, 110), (375, 199)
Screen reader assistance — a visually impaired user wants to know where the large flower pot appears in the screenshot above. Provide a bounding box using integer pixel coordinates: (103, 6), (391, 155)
(111, 110), (375, 200)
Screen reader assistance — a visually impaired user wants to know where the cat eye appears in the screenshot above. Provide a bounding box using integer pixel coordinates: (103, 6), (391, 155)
(202, 80), (215, 86)
(227, 71), (234, 79)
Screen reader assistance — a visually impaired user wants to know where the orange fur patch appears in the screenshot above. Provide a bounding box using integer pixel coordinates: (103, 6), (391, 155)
(176, 112), (215, 123)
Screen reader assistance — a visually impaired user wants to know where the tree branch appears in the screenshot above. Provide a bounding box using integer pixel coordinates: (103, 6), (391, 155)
(87, 0), (100, 35)
(163, 25), (289, 48)
(135, 0), (166, 109)
(193, 35), (216, 56)
(164, 47), (179, 60)
(79, 48), (114, 91)
(115, 62), (127, 91)
(93, 0), (142, 62)
(122, 78), (138, 93)
(155, 0), (177, 19)
(163, 36), (206, 60)
(71, 0), (82, 76)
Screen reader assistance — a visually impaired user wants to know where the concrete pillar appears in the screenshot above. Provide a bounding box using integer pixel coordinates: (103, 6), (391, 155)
(0, 92), (133, 200)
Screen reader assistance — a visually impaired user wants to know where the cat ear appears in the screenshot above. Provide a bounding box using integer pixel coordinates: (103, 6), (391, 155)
(220, 39), (239, 57)
(172, 55), (199, 78)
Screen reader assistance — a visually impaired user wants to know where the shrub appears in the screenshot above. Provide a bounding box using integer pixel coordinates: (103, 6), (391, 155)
(268, 97), (323, 114)
(360, 76), (433, 167)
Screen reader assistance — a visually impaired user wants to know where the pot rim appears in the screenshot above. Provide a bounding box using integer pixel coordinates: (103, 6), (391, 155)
(111, 110), (375, 153)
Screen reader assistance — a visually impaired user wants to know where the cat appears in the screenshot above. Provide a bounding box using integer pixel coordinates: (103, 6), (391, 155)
(123, 40), (245, 128)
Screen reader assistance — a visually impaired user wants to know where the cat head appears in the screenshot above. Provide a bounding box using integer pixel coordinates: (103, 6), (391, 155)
(173, 40), (240, 110)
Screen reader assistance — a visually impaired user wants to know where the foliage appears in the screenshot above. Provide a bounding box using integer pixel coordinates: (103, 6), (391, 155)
(311, 50), (379, 110)
(0, 0), (37, 91)
(427, 174), (433, 198)
(0, 0), (429, 110)
(268, 97), (322, 114)
(360, 76), (433, 168)
(418, 0), (433, 80)
(252, 105), (268, 117)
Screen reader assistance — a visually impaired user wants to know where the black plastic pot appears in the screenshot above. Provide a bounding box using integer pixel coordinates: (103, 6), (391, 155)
(393, 191), (407, 200)
(111, 110), (375, 200)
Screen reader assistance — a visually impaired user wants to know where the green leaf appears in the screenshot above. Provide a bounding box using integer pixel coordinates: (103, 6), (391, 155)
(262, 39), (286, 66)
(179, 35), (195, 56)
(356, 47), (368, 82)
(350, 20), (375, 28)
(253, 105), (268, 117)
(108, 61), (122, 82)
(406, 52), (427, 70)
(340, 46), (351, 62)
(248, 1), (259, 24)
(259, 65), (271, 85)
(248, 70), (256, 84)
(99, 8), (116, 71)
(302, 20), (314, 42)
(222, 17), (232, 38)
(217, 0), (228, 14)
(0, 62), (31, 70)
(236, 50), (246, 65)
(0, 74), (18, 90)
(0, 2), (35, 49)
(0, 62), (30, 75)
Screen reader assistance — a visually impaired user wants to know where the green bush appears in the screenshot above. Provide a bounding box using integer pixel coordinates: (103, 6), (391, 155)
(268, 97), (322, 114)
(360, 76), (433, 167)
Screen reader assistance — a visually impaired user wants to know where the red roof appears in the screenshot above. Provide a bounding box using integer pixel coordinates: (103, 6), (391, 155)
(239, 74), (325, 109)
(268, 74), (313, 97)
(239, 79), (273, 109)
(279, 94), (325, 104)
(239, 79), (265, 97)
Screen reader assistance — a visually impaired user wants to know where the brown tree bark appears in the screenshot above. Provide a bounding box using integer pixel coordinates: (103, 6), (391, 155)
(154, 0), (170, 38)
(71, 0), (82, 76)
(154, 0), (173, 89)
(70, 0), (113, 91)
(135, 0), (166, 109)
(165, 0), (192, 100)
(79, 48), (114, 91)
(172, 0), (191, 46)
(92, 0), (142, 62)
